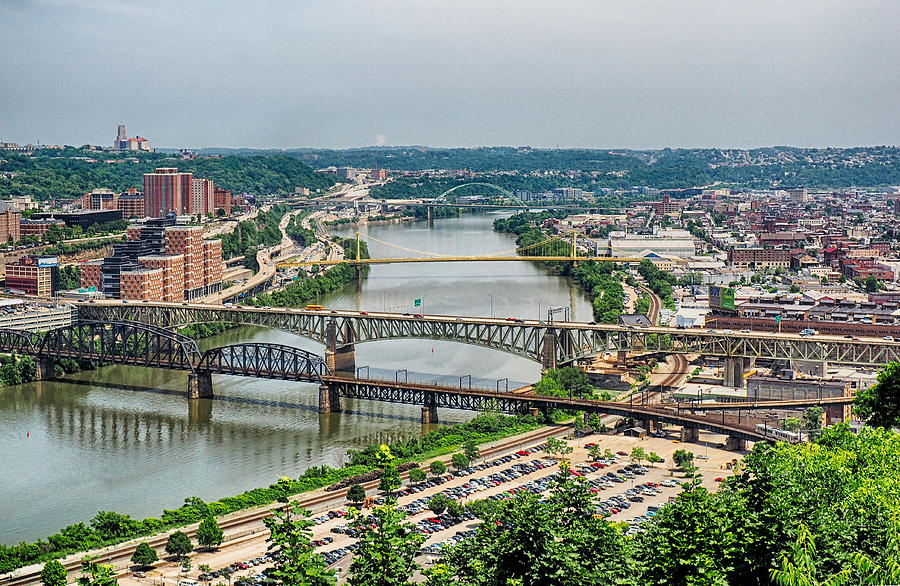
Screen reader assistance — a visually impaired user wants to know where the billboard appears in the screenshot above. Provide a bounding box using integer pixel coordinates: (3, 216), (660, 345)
(709, 285), (736, 311)
(37, 257), (58, 268)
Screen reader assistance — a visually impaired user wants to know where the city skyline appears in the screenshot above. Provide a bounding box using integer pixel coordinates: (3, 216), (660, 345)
(2, 0), (899, 150)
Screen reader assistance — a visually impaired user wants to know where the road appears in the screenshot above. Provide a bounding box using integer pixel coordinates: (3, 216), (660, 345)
(202, 209), (298, 304)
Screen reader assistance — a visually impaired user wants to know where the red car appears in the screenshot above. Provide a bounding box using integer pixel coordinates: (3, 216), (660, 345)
(584, 442), (597, 448)
(715, 477), (724, 482)
(616, 451), (628, 456)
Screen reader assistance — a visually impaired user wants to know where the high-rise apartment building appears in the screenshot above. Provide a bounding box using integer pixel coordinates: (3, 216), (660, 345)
(119, 268), (164, 301)
(143, 168), (193, 218)
(191, 178), (215, 215)
(0, 201), (22, 243)
(164, 225), (205, 299)
(82, 216), (222, 300)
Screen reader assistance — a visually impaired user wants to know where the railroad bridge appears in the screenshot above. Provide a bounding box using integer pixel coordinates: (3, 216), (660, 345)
(0, 317), (858, 447)
(79, 302), (900, 386)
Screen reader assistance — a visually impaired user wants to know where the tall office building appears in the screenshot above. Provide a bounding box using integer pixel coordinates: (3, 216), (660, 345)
(143, 168), (193, 217)
(116, 125), (126, 145)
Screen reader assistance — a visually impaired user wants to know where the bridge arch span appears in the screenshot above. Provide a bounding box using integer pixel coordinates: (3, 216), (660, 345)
(41, 320), (203, 372)
(198, 342), (329, 384)
(432, 182), (528, 207)
(0, 328), (42, 355)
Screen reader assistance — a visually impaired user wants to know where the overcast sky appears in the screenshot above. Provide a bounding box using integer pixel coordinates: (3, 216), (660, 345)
(1, 0), (898, 150)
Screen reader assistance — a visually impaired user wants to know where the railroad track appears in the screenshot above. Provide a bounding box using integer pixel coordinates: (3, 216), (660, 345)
(4, 425), (568, 586)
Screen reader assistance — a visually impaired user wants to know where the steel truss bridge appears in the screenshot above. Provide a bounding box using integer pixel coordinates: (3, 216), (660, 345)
(79, 302), (900, 369)
(0, 316), (850, 443)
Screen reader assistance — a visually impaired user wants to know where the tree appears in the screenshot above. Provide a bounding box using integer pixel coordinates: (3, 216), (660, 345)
(429, 460), (446, 477)
(164, 531), (193, 561)
(451, 453), (469, 471)
(647, 452), (664, 467)
(603, 448), (615, 460)
(630, 446), (647, 467)
(130, 542), (158, 569)
(588, 444), (604, 461)
(348, 503), (424, 586)
(428, 494), (450, 516)
(462, 438), (480, 462)
(408, 467), (426, 484)
(263, 502), (335, 586)
(672, 449), (695, 475)
(782, 418), (802, 433)
(802, 406), (824, 440)
(855, 362), (900, 428)
(545, 436), (573, 457)
(40, 560), (67, 586)
(77, 556), (117, 586)
(181, 558), (191, 575)
(220, 567), (234, 586)
(347, 484), (367, 505)
(770, 523), (853, 586)
(446, 500), (464, 517)
(219, 566), (234, 584)
(379, 466), (401, 497)
(196, 515), (223, 551)
(587, 412), (604, 433)
(573, 413), (585, 434)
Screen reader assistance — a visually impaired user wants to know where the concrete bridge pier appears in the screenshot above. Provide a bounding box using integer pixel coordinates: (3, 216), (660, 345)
(723, 357), (755, 388)
(318, 384), (342, 413)
(187, 371), (213, 399)
(325, 320), (356, 376)
(426, 206), (434, 226)
(421, 393), (439, 424)
(725, 436), (747, 451)
(35, 356), (55, 381)
(680, 426), (700, 442)
(638, 418), (653, 433)
(616, 351), (628, 367)
(541, 331), (558, 370)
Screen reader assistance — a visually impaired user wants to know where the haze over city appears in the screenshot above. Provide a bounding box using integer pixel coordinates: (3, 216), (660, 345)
(2, 0), (899, 149)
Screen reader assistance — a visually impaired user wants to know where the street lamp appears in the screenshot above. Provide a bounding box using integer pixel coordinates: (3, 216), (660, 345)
(489, 295), (494, 318)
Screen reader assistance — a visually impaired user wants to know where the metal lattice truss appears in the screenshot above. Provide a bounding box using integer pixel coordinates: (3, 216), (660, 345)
(40, 320), (202, 372)
(77, 304), (900, 367)
(329, 378), (770, 442)
(199, 343), (329, 384)
(0, 328), (42, 355)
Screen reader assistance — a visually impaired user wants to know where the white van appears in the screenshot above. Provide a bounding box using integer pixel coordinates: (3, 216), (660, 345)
(179, 580), (200, 586)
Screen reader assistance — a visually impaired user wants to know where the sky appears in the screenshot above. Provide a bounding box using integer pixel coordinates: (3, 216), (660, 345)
(1, 0), (899, 150)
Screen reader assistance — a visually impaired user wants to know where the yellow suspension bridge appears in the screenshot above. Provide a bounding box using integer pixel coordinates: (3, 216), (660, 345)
(276, 231), (646, 268)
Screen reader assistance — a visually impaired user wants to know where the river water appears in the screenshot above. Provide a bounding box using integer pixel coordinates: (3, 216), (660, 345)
(0, 213), (592, 545)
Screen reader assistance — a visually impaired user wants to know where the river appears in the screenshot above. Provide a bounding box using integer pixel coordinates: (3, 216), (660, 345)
(0, 212), (592, 545)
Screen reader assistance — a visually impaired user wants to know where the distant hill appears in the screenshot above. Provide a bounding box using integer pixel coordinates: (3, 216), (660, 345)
(0, 147), (335, 201)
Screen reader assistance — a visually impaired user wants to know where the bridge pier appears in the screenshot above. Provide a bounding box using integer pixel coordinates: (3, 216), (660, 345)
(723, 357), (754, 388)
(638, 418), (653, 433)
(35, 356), (54, 381)
(541, 331), (558, 370)
(617, 351), (627, 367)
(325, 320), (356, 377)
(326, 345), (356, 377)
(421, 393), (439, 424)
(318, 384), (342, 413)
(426, 206), (434, 225)
(725, 436), (747, 451)
(187, 371), (213, 399)
(680, 426), (700, 443)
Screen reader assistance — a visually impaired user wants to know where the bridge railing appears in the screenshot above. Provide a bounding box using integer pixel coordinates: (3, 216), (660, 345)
(355, 366), (528, 393)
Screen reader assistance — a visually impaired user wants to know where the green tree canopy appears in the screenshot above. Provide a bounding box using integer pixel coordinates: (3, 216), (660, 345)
(196, 515), (223, 550)
(854, 361), (900, 428)
(130, 542), (158, 568)
(164, 531), (192, 560)
(348, 503), (425, 586)
(40, 560), (67, 586)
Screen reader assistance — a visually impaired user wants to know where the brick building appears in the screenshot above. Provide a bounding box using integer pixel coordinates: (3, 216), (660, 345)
(20, 218), (64, 239)
(81, 189), (119, 211)
(144, 168), (193, 218)
(118, 193), (145, 218)
(119, 267), (164, 301)
(164, 225), (206, 299)
(213, 188), (232, 214)
(80, 260), (103, 290)
(5, 257), (58, 296)
(138, 254), (185, 302)
(0, 201), (22, 243)
(202, 239), (224, 294)
(727, 248), (792, 269)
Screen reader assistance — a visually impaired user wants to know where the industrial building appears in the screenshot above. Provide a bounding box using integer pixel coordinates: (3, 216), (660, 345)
(5, 256), (59, 296)
(606, 228), (696, 258)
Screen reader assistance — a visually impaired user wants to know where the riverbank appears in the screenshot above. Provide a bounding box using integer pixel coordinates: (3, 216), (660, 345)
(0, 412), (553, 574)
